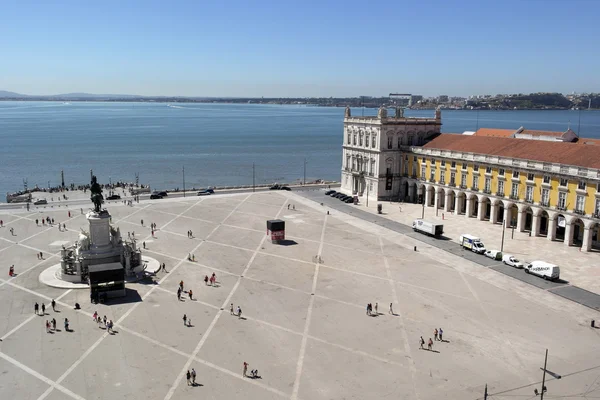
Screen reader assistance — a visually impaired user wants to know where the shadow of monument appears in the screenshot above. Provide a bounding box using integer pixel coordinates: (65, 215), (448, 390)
(104, 288), (143, 305)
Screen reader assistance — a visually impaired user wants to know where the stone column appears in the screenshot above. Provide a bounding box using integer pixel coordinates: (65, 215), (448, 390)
(425, 187), (432, 207)
(454, 194), (461, 215)
(434, 190), (440, 211)
(465, 196), (473, 218)
(516, 206), (526, 232)
(444, 193), (452, 212)
(582, 227), (592, 252)
(564, 223), (573, 247)
(503, 206), (511, 226)
(490, 202), (498, 224)
(531, 212), (540, 236)
(547, 218), (556, 241)
(477, 200), (485, 220)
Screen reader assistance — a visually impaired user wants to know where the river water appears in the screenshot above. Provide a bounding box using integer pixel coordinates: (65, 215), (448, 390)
(1, 101), (599, 198)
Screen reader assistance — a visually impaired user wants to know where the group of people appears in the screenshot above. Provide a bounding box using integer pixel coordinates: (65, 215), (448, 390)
(230, 303), (243, 319)
(36, 300), (67, 333)
(419, 328), (445, 351)
(243, 361), (259, 378)
(366, 302), (378, 315)
(204, 273), (217, 286)
(93, 311), (115, 333)
(187, 230), (193, 238)
(186, 368), (197, 385)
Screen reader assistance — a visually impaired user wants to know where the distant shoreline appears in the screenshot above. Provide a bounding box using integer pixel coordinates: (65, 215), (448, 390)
(0, 99), (597, 111)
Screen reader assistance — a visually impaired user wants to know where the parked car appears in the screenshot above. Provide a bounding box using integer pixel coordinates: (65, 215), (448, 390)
(334, 193), (345, 198)
(107, 194), (121, 200)
(340, 195), (351, 201)
(270, 184), (291, 191)
(325, 190), (336, 195)
(502, 254), (524, 268)
(197, 188), (215, 196)
(33, 199), (48, 205)
(484, 250), (502, 260)
(157, 191), (168, 197)
(344, 197), (354, 203)
(524, 260), (560, 280)
(329, 191), (339, 197)
(150, 193), (163, 199)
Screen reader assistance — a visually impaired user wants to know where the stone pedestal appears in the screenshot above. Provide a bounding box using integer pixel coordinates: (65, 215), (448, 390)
(88, 211), (111, 251)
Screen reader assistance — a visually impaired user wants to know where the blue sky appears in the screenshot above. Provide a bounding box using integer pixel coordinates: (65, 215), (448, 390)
(1, 0), (598, 97)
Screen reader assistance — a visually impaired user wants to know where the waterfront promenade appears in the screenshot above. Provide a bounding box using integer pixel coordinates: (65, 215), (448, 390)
(1, 191), (599, 399)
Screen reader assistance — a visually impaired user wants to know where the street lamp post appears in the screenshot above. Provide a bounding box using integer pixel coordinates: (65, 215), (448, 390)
(501, 219), (506, 252)
(303, 158), (307, 186)
(182, 166), (185, 197)
(252, 163), (255, 192)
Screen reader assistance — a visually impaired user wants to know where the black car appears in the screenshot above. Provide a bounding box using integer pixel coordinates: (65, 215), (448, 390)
(280, 186), (291, 191)
(150, 193), (163, 199)
(158, 191), (168, 197)
(107, 194), (121, 200)
(339, 195), (350, 201)
(197, 189), (214, 196)
(334, 193), (345, 198)
(344, 197), (355, 203)
(325, 190), (336, 195)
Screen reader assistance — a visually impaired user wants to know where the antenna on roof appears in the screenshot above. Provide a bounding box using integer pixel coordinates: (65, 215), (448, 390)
(577, 109), (582, 135)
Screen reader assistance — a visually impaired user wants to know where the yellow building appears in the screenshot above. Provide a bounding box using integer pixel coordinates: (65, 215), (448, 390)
(400, 130), (600, 252)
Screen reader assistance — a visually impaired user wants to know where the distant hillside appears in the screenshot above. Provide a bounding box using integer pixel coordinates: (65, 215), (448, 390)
(0, 90), (28, 98)
(53, 93), (141, 99)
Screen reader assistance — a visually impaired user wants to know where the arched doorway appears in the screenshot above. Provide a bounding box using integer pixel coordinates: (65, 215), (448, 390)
(539, 210), (549, 236)
(448, 190), (456, 212)
(591, 223), (600, 251)
(496, 201), (505, 224)
(508, 204), (518, 227)
(455, 192), (466, 215)
(480, 197), (491, 220)
(524, 206), (533, 231)
(427, 186), (435, 207)
(572, 218), (584, 247)
(402, 181), (409, 202)
(555, 214), (567, 241)
(438, 188), (446, 210)
(417, 184), (425, 204)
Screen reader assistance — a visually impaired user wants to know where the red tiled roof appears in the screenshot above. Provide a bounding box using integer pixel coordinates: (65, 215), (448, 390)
(576, 138), (600, 146)
(423, 134), (600, 169)
(474, 128), (515, 137)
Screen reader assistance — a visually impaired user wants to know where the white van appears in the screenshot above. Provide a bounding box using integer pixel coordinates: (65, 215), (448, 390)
(459, 234), (486, 254)
(524, 260), (560, 281)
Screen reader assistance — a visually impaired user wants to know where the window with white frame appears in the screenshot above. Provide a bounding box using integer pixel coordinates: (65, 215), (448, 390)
(527, 173), (534, 181)
(387, 136), (392, 149)
(430, 169), (435, 181)
(485, 178), (491, 192)
(543, 175), (551, 184)
(578, 180), (586, 190)
(595, 199), (600, 215)
(366, 135), (370, 147)
(560, 178), (568, 187)
(347, 132), (351, 144)
(558, 192), (566, 209)
(372, 135), (376, 147)
(359, 135), (363, 147)
(512, 170), (519, 179)
(473, 176), (479, 190)
(451, 161), (456, 168)
(353, 134), (357, 145)
(441, 160), (446, 167)
(526, 186), (533, 202)
(440, 171), (445, 184)
(346, 155), (350, 169)
(511, 182), (519, 198)
(450, 172), (455, 186)
(486, 166), (492, 174)
(498, 180), (505, 195)
(369, 182), (374, 192)
(371, 160), (375, 175)
(408, 135), (414, 145)
(461, 173), (467, 186)
(576, 195), (585, 212)
(398, 136), (402, 148)
(542, 188), (549, 205)
(499, 168), (505, 176)
(421, 166), (426, 178)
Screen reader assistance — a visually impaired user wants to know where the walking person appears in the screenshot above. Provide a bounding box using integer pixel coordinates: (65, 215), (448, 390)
(46, 320), (51, 333)
(179, 280), (184, 292)
(191, 368), (196, 385)
(204, 275), (209, 285)
(420, 336), (425, 349)
(186, 370), (191, 386)
(177, 288), (181, 301)
(366, 303), (370, 315)
(434, 328), (438, 341)
(9, 265), (14, 277)
(141, 219), (144, 226)
(34, 302), (39, 315)
(243, 362), (248, 377)
(428, 338), (433, 351)
(183, 314), (187, 326)
(389, 303), (393, 314)
(188, 289), (193, 300)
(143, 241), (146, 249)
(375, 302), (378, 315)
(230, 303), (234, 315)
(52, 318), (56, 331)
(51, 299), (56, 312)
(237, 306), (242, 319)
(439, 328), (443, 341)
(41, 303), (46, 315)
(64, 318), (70, 331)
(93, 311), (98, 322)
(103, 315), (107, 327)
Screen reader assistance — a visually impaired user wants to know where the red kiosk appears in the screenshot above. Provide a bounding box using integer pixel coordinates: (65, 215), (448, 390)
(267, 219), (285, 244)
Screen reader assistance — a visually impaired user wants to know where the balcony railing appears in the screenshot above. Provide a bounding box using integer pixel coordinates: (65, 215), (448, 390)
(460, 184), (467, 189)
(420, 177), (426, 181)
(496, 191), (505, 197)
(450, 181), (456, 186)
(509, 194), (519, 200)
(525, 198), (534, 204)
(540, 200), (550, 207)
(574, 209), (585, 215)
(429, 179), (436, 183)
(593, 212), (600, 219)
(471, 186), (479, 191)
(411, 174), (417, 179)
(483, 189), (491, 194)
(556, 205), (567, 211)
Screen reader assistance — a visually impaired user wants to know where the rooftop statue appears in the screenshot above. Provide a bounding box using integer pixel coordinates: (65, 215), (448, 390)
(90, 175), (104, 212)
(344, 106), (351, 118)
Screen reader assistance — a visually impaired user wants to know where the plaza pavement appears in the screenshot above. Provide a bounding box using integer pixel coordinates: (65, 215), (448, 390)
(1, 190), (600, 400)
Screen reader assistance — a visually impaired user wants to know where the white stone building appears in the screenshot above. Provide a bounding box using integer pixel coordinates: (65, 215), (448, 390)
(340, 106), (442, 201)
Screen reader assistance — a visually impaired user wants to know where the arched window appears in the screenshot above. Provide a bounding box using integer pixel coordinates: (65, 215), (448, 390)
(387, 136), (393, 149)
(372, 135), (377, 148)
